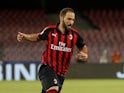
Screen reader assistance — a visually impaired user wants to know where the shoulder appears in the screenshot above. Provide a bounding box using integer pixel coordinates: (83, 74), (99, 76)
(70, 27), (83, 39)
(70, 27), (78, 32)
(40, 25), (55, 34)
(39, 25), (55, 35)
(43, 25), (56, 30)
(70, 27), (80, 35)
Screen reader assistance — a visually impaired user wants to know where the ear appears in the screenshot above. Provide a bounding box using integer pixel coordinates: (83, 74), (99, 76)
(60, 16), (63, 21)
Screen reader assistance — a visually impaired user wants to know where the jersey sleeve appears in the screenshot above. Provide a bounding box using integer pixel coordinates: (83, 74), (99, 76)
(38, 27), (49, 40)
(76, 33), (85, 48)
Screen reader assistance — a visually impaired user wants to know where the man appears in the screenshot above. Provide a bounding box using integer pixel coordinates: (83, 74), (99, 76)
(17, 7), (88, 93)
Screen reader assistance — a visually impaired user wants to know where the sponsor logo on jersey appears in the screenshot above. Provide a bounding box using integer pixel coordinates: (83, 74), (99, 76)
(51, 41), (72, 52)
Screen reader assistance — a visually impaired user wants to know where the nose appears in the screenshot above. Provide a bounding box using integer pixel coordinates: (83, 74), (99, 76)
(70, 19), (74, 24)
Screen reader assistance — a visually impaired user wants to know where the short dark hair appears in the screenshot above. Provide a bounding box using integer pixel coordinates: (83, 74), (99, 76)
(59, 7), (75, 17)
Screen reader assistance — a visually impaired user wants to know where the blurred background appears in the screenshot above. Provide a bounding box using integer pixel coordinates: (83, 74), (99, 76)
(0, 0), (124, 80)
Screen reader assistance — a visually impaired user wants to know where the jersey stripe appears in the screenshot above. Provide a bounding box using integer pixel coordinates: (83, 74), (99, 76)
(47, 32), (52, 66)
(60, 34), (68, 75)
(58, 34), (65, 75)
(63, 32), (73, 75)
(55, 31), (61, 73)
(52, 29), (58, 71)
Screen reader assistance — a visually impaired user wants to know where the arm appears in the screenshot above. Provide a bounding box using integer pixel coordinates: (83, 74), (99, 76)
(75, 32), (88, 62)
(17, 32), (40, 42)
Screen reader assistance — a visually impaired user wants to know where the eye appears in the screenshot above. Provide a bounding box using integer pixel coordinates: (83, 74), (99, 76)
(68, 18), (75, 21)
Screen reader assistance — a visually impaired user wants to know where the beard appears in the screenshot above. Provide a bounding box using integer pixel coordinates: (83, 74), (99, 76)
(62, 20), (71, 31)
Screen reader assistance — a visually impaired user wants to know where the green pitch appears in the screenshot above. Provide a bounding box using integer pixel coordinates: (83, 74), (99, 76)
(0, 79), (124, 93)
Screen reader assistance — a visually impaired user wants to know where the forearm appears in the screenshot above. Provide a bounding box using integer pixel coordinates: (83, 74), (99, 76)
(23, 33), (39, 42)
(79, 45), (88, 54)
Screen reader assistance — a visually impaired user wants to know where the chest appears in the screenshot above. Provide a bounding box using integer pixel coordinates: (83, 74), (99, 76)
(48, 32), (77, 47)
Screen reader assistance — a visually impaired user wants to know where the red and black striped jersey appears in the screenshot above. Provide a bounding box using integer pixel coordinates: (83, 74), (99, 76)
(38, 23), (85, 77)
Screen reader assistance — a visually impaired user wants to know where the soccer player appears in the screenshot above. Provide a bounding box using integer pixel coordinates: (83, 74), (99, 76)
(17, 7), (88, 93)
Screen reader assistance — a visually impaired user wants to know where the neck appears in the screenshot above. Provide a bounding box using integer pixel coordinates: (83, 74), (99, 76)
(58, 24), (65, 34)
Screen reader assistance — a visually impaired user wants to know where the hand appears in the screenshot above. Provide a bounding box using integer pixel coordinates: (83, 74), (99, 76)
(17, 32), (24, 42)
(76, 52), (88, 62)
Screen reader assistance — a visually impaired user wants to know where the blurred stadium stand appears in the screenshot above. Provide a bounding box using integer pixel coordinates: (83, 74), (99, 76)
(81, 9), (124, 63)
(0, 9), (53, 61)
(0, 0), (124, 63)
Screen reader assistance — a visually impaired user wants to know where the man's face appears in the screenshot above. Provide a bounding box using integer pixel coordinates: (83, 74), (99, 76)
(61, 12), (75, 30)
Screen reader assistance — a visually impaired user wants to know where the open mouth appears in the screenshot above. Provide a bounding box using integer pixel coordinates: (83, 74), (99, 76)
(67, 24), (72, 28)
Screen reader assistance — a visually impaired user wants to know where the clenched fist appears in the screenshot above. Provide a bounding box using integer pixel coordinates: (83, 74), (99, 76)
(17, 32), (24, 42)
(76, 51), (88, 62)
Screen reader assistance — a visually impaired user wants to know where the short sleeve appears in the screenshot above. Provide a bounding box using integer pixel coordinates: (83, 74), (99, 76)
(38, 27), (49, 40)
(76, 33), (85, 48)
